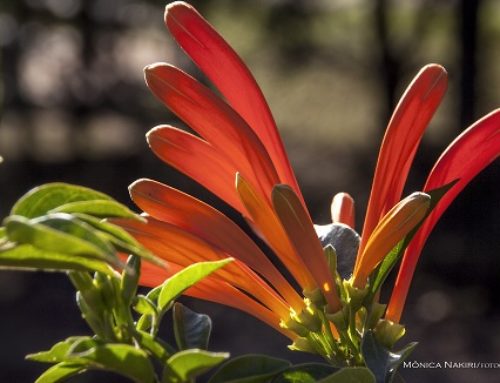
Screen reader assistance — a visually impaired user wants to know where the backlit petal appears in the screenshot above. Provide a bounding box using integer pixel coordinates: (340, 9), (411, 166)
(116, 216), (290, 318)
(387, 109), (500, 322)
(139, 259), (293, 338)
(353, 192), (431, 288)
(236, 173), (314, 306)
(129, 178), (299, 308)
(144, 63), (279, 200)
(147, 125), (246, 213)
(272, 184), (341, 312)
(331, 192), (355, 229)
(358, 65), (447, 266)
(164, 1), (302, 200)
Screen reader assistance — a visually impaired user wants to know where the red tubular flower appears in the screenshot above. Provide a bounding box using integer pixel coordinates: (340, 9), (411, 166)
(126, 1), (344, 332)
(386, 109), (500, 323)
(354, 64), (448, 273)
(125, 1), (500, 337)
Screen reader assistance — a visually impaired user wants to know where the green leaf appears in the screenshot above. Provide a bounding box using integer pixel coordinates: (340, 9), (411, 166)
(0, 243), (113, 275)
(165, 349), (229, 383)
(121, 255), (140, 305)
(5, 214), (120, 267)
(12, 183), (112, 218)
(158, 259), (232, 311)
(318, 367), (376, 383)
(366, 180), (458, 301)
(50, 200), (140, 220)
(76, 214), (166, 268)
(361, 331), (417, 383)
(28, 337), (113, 364)
(272, 363), (338, 383)
(134, 330), (174, 363)
(173, 302), (211, 351)
(26, 337), (97, 363)
(71, 343), (156, 383)
(75, 214), (140, 245)
(34, 363), (85, 383)
(134, 295), (158, 316)
(209, 354), (291, 383)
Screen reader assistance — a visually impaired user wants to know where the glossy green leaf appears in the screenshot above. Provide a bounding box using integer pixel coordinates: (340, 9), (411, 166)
(11, 183), (112, 218)
(361, 331), (417, 383)
(272, 363), (338, 383)
(134, 295), (158, 316)
(134, 330), (174, 363)
(35, 363), (85, 383)
(0, 243), (113, 275)
(209, 354), (291, 383)
(27, 338), (87, 363)
(71, 343), (156, 383)
(76, 214), (165, 267)
(50, 200), (140, 220)
(165, 349), (229, 383)
(76, 214), (140, 245)
(318, 367), (376, 383)
(173, 302), (211, 350)
(75, 291), (109, 339)
(27, 337), (102, 363)
(5, 214), (120, 267)
(158, 259), (232, 311)
(100, 231), (165, 268)
(121, 255), (140, 305)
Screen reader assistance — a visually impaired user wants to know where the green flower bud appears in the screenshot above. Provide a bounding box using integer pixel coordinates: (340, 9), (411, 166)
(374, 319), (406, 348)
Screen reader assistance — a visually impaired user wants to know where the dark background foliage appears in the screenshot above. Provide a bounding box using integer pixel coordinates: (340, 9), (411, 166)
(0, 0), (499, 382)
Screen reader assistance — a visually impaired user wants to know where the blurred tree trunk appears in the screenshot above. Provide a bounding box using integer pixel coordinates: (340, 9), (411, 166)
(458, 0), (480, 127)
(374, 0), (399, 125)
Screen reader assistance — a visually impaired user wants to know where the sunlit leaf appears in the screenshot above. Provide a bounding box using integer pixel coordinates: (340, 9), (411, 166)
(70, 343), (156, 383)
(34, 362), (85, 383)
(158, 259), (232, 311)
(50, 200), (141, 220)
(11, 183), (112, 218)
(134, 330), (175, 363)
(121, 255), (140, 305)
(164, 349), (229, 382)
(0, 244), (113, 275)
(27, 337), (96, 363)
(133, 295), (158, 316)
(5, 214), (120, 267)
(77, 214), (165, 267)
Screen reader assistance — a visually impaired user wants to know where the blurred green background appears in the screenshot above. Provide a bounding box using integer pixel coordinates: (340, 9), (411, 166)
(0, 0), (499, 382)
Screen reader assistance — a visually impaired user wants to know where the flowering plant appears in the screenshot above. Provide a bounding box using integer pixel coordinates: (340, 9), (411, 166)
(0, 1), (499, 383)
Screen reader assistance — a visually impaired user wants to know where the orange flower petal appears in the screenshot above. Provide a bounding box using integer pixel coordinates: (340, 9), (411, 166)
(144, 63), (279, 200)
(353, 192), (431, 288)
(164, 1), (302, 201)
(272, 184), (341, 312)
(116, 216), (290, 318)
(236, 173), (312, 309)
(139, 259), (293, 338)
(331, 192), (355, 229)
(358, 65), (447, 267)
(387, 109), (500, 323)
(129, 179), (297, 303)
(146, 125), (246, 214)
